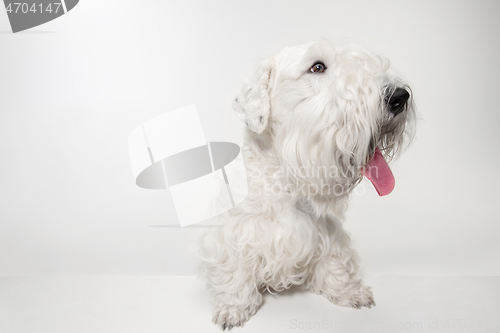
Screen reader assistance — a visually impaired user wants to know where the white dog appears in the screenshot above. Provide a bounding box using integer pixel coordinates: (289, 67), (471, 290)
(196, 40), (416, 330)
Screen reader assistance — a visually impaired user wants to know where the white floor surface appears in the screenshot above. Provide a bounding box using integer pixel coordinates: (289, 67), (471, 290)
(1, 276), (499, 333)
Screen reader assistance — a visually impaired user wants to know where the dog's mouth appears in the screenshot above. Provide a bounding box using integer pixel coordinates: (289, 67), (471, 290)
(362, 142), (395, 196)
(367, 139), (376, 160)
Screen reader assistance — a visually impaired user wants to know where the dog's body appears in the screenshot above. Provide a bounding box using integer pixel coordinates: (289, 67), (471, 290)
(197, 40), (416, 330)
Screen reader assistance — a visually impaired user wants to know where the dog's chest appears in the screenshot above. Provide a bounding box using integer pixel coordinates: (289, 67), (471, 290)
(246, 202), (326, 288)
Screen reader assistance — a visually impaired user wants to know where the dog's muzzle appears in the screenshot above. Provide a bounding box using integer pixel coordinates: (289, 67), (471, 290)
(385, 87), (410, 116)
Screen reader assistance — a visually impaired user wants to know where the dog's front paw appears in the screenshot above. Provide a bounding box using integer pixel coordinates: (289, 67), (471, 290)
(325, 285), (376, 309)
(212, 304), (257, 330)
(349, 285), (376, 309)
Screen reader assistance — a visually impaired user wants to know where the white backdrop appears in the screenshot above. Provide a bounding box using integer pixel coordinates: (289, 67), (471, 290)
(1, 0), (499, 276)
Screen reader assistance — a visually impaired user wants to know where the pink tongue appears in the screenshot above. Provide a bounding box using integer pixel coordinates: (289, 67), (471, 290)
(362, 147), (395, 196)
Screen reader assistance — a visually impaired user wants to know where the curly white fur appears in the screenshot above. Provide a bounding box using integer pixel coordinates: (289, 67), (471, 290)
(196, 40), (416, 330)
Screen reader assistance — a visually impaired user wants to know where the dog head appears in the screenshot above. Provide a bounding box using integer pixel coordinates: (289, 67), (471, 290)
(234, 40), (416, 216)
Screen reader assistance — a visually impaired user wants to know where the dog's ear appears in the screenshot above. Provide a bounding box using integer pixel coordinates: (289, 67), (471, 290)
(233, 57), (275, 134)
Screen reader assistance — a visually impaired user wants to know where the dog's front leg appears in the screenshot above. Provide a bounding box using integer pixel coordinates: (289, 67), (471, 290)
(208, 266), (262, 330)
(306, 223), (375, 309)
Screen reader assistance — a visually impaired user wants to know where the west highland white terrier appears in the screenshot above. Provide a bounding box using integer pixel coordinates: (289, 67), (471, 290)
(197, 40), (416, 330)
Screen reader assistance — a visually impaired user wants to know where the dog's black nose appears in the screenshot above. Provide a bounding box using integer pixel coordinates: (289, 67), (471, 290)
(385, 88), (410, 116)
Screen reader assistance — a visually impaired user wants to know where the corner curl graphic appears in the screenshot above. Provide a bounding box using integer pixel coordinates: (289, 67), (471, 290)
(4, 0), (79, 33)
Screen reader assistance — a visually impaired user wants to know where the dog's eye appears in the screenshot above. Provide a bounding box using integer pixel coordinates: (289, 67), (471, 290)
(309, 62), (327, 73)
